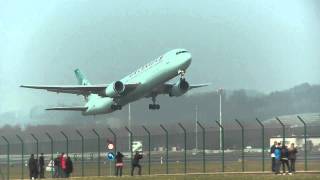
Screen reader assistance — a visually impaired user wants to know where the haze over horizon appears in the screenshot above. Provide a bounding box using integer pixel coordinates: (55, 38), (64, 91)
(1, 0), (319, 115)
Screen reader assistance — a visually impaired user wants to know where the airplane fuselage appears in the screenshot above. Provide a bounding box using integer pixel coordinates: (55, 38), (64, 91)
(83, 49), (192, 115)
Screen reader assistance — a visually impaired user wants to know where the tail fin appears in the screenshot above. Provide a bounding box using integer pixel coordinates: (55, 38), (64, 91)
(74, 69), (98, 102)
(74, 69), (91, 85)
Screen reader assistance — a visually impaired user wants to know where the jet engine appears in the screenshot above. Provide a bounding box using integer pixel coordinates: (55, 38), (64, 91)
(101, 81), (125, 97)
(169, 79), (189, 97)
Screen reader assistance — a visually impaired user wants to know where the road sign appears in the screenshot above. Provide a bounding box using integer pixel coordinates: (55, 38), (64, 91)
(107, 152), (115, 160)
(107, 143), (114, 150)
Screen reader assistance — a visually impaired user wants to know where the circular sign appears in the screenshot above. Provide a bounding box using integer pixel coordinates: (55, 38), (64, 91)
(107, 143), (114, 150)
(107, 152), (115, 160)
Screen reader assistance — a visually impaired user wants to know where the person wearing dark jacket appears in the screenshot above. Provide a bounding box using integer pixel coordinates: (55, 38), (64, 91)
(270, 141), (277, 172)
(115, 152), (124, 176)
(39, 153), (45, 178)
(281, 145), (290, 174)
(288, 143), (298, 173)
(53, 155), (61, 178)
(35, 158), (39, 179)
(28, 154), (37, 179)
(131, 151), (143, 176)
(65, 156), (73, 178)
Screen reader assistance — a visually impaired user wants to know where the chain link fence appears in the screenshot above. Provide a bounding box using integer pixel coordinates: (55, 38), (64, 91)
(0, 116), (319, 179)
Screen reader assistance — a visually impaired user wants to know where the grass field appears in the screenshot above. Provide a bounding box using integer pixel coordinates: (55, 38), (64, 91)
(2, 160), (320, 179)
(12, 174), (320, 180)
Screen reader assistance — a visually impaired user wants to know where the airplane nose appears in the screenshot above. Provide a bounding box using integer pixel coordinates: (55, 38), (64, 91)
(185, 52), (192, 63)
(186, 53), (192, 63)
(181, 53), (192, 69)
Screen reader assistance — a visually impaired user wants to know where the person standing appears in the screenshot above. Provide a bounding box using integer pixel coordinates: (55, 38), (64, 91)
(115, 152), (124, 176)
(53, 154), (61, 178)
(288, 143), (298, 173)
(28, 154), (37, 180)
(270, 141), (277, 172)
(274, 143), (282, 175)
(39, 153), (45, 178)
(60, 153), (67, 178)
(131, 151), (143, 176)
(34, 158), (39, 179)
(281, 145), (290, 174)
(65, 156), (73, 178)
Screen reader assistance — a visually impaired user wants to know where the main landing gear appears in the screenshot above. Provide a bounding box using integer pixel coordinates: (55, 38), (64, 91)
(111, 104), (122, 110)
(111, 98), (122, 110)
(149, 96), (160, 110)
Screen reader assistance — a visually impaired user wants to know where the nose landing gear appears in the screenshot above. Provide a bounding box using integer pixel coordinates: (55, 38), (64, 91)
(178, 69), (185, 80)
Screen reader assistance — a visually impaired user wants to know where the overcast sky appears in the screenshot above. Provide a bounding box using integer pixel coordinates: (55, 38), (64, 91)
(0, 0), (319, 113)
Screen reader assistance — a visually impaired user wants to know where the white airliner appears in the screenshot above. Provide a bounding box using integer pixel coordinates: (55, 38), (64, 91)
(21, 49), (209, 115)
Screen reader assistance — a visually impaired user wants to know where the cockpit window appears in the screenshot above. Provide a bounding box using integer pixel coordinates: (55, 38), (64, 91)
(176, 50), (188, 55)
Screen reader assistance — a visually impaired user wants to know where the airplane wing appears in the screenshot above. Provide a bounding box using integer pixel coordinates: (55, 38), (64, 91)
(148, 82), (210, 96)
(46, 106), (88, 111)
(20, 83), (140, 96)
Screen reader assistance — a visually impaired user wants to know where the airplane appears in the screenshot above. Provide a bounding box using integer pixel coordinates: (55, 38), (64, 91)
(21, 49), (209, 115)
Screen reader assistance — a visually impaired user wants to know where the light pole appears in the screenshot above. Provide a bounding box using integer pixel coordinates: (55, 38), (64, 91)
(218, 88), (223, 151)
(195, 104), (198, 152)
(128, 103), (131, 151)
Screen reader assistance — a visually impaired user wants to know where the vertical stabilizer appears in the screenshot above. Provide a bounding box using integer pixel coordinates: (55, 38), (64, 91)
(74, 69), (91, 85)
(74, 69), (97, 102)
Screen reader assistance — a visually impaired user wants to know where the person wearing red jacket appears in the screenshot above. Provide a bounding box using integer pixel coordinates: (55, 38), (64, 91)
(60, 153), (67, 177)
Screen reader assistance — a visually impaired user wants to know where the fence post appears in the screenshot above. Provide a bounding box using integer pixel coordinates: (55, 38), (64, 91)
(125, 126), (133, 175)
(256, 118), (265, 172)
(178, 123), (187, 174)
(45, 132), (54, 178)
(0, 161), (4, 180)
(92, 129), (101, 176)
(235, 119), (245, 172)
(108, 128), (117, 176)
(60, 131), (69, 156)
(160, 124), (169, 174)
(196, 121), (206, 173)
(275, 117), (285, 144)
(76, 130), (84, 177)
(16, 135), (24, 179)
(215, 120), (224, 172)
(297, 116), (308, 171)
(142, 126), (151, 175)
(2, 136), (9, 180)
(30, 134), (39, 159)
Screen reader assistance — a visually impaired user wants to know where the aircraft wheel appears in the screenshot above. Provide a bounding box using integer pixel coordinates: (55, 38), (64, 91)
(149, 104), (160, 110)
(111, 104), (122, 110)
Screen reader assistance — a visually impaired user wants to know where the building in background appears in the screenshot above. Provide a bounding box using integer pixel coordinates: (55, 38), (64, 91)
(269, 136), (320, 152)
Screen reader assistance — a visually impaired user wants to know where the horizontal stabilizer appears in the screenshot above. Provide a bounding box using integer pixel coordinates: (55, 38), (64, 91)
(189, 83), (211, 89)
(46, 106), (88, 111)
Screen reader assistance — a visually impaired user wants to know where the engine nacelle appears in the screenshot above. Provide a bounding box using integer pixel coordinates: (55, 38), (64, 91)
(169, 79), (189, 97)
(102, 81), (125, 97)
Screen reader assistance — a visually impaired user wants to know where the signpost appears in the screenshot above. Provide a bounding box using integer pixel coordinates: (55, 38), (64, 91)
(106, 140), (115, 176)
